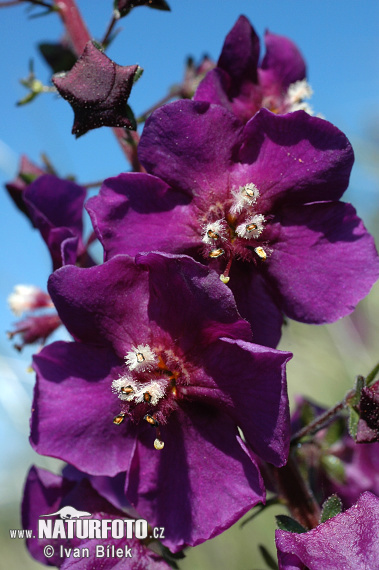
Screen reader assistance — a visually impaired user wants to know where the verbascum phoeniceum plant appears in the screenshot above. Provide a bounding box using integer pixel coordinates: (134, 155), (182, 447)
(3, 2), (379, 568)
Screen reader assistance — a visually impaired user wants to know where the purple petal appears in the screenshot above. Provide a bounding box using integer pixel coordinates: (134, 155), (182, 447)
(239, 109), (354, 209)
(23, 174), (86, 269)
(275, 492), (379, 570)
(86, 172), (198, 260)
(217, 15), (260, 86)
(48, 256), (151, 354)
(193, 67), (234, 111)
(30, 341), (138, 476)
(138, 99), (243, 197)
(22, 466), (74, 565)
(182, 337), (291, 467)
(228, 262), (283, 348)
(259, 30), (306, 91)
(264, 201), (379, 323)
(136, 252), (253, 350)
(125, 404), (265, 552)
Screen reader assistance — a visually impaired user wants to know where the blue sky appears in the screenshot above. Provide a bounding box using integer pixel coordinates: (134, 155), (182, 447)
(0, 0), (378, 511)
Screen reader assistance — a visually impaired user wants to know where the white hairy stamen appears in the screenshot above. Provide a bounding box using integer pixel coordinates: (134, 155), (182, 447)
(286, 80), (314, 115)
(230, 183), (260, 215)
(134, 380), (168, 406)
(236, 214), (265, 239)
(124, 344), (158, 371)
(201, 219), (227, 244)
(111, 378), (140, 401)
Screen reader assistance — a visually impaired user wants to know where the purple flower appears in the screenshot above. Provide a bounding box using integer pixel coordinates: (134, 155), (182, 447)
(87, 100), (379, 348)
(53, 41), (138, 137)
(275, 492), (379, 569)
(30, 252), (290, 550)
(193, 15), (311, 123)
(22, 466), (171, 569)
(23, 174), (92, 270)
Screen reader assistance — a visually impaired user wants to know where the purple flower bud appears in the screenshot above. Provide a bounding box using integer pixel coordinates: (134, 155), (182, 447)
(53, 41), (138, 137)
(114, 0), (170, 19)
(7, 313), (61, 351)
(357, 381), (379, 443)
(5, 155), (45, 220)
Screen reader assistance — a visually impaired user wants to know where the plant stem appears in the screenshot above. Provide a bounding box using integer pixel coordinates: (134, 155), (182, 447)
(291, 394), (351, 446)
(272, 453), (321, 530)
(53, 0), (141, 169)
(101, 14), (117, 47)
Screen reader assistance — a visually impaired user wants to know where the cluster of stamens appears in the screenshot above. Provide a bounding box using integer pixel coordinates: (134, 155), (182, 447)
(200, 183), (268, 282)
(112, 344), (175, 450)
(285, 79), (314, 114)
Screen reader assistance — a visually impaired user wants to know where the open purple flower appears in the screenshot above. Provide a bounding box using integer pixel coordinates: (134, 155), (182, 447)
(53, 41), (138, 137)
(193, 15), (312, 122)
(30, 252), (290, 550)
(87, 100), (379, 348)
(275, 492), (379, 569)
(22, 466), (171, 569)
(23, 174), (93, 270)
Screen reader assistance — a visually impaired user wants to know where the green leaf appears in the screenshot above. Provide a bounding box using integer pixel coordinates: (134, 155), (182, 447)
(320, 454), (346, 484)
(320, 494), (343, 523)
(275, 515), (307, 534)
(348, 406), (360, 439)
(366, 362), (379, 387)
(258, 544), (279, 570)
(324, 418), (345, 445)
(300, 401), (316, 427)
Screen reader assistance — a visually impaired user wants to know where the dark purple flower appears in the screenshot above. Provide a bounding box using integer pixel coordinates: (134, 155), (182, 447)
(357, 380), (379, 443)
(53, 41), (138, 137)
(7, 313), (61, 352)
(194, 15), (311, 123)
(275, 492), (379, 569)
(5, 154), (45, 220)
(30, 252), (290, 550)
(114, 0), (170, 18)
(23, 174), (92, 270)
(87, 100), (379, 348)
(22, 466), (171, 569)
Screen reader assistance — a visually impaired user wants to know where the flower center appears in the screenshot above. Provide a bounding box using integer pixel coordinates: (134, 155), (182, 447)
(112, 344), (187, 450)
(200, 183), (268, 282)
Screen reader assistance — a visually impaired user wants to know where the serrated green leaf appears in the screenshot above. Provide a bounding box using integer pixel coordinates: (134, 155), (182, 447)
(320, 494), (342, 523)
(276, 515), (307, 534)
(321, 454), (346, 484)
(350, 376), (365, 407)
(258, 544), (279, 569)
